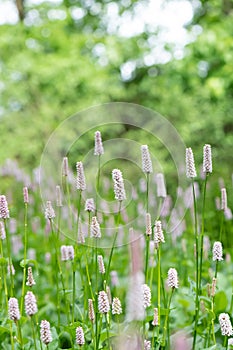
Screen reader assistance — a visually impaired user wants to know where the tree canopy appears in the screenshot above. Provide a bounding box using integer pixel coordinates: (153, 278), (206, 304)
(0, 0), (232, 180)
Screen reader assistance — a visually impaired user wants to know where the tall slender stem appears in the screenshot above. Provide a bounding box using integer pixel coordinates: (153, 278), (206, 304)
(21, 202), (28, 314)
(31, 317), (38, 350)
(73, 190), (82, 325)
(4, 219), (14, 296)
(95, 155), (101, 216)
(157, 246), (161, 336)
(192, 180), (199, 350)
(146, 173), (149, 213)
(105, 313), (111, 350)
(16, 320), (24, 349)
(162, 288), (174, 349)
(106, 202), (122, 284)
(95, 238), (99, 350)
(199, 175), (208, 294)
(50, 220), (69, 325)
(145, 235), (150, 285)
(0, 240), (8, 307)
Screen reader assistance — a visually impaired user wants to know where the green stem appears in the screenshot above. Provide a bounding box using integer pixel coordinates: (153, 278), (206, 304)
(50, 220), (69, 326)
(145, 235), (150, 285)
(146, 173), (149, 213)
(21, 202), (28, 315)
(96, 314), (103, 350)
(192, 179), (199, 350)
(4, 219), (14, 296)
(16, 320), (24, 349)
(95, 238), (99, 350)
(76, 190), (82, 242)
(106, 202), (122, 284)
(156, 197), (163, 220)
(31, 317), (38, 350)
(199, 175), (208, 295)
(224, 335), (228, 349)
(219, 210), (224, 242)
(35, 314), (43, 350)
(0, 240), (8, 307)
(72, 190), (83, 325)
(72, 263), (75, 325)
(95, 155), (101, 216)
(162, 288), (174, 349)
(193, 175), (208, 350)
(64, 174), (73, 228)
(10, 321), (14, 350)
(157, 246), (161, 331)
(105, 313), (111, 350)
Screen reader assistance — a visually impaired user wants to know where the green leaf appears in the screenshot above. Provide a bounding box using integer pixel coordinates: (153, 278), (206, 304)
(0, 326), (10, 335)
(0, 257), (7, 266)
(20, 259), (38, 269)
(214, 291), (228, 312)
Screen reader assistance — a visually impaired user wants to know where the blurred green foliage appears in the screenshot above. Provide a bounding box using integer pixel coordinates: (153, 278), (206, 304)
(0, 0), (232, 179)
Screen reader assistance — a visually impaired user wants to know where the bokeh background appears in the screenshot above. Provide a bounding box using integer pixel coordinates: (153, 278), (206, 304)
(0, 0), (232, 181)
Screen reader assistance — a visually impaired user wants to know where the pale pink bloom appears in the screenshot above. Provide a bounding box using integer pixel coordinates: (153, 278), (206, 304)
(40, 320), (53, 345)
(25, 291), (38, 316)
(145, 213), (152, 236)
(203, 144), (212, 173)
(112, 169), (126, 201)
(44, 201), (55, 219)
(156, 173), (167, 198)
(90, 216), (101, 238)
(56, 185), (62, 207)
(62, 157), (68, 176)
(0, 221), (6, 240)
(167, 268), (179, 289)
(76, 326), (85, 346)
(97, 255), (105, 274)
(141, 145), (153, 173)
(94, 130), (104, 156)
(213, 241), (223, 261)
(76, 161), (86, 191)
(186, 147), (197, 178)
(221, 188), (227, 211)
(98, 291), (110, 313)
(142, 284), (151, 308)
(8, 297), (20, 321)
(219, 313), (233, 336)
(152, 307), (159, 326)
(112, 297), (122, 315)
(154, 220), (165, 247)
(0, 195), (10, 219)
(88, 299), (95, 323)
(23, 187), (29, 204)
(26, 266), (36, 287)
(85, 198), (95, 212)
(144, 340), (151, 350)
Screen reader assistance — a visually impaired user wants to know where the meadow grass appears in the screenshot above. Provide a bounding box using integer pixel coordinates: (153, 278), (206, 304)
(0, 136), (232, 350)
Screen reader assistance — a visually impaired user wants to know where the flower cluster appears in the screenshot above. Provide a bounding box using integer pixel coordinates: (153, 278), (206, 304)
(112, 297), (122, 315)
(76, 161), (86, 191)
(112, 169), (126, 201)
(219, 313), (233, 336)
(186, 147), (197, 178)
(167, 268), (179, 289)
(25, 291), (38, 316)
(61, 245), (74, 261)
(40, 320), (53, 345)
(213, 241), (223, 261)
(98, 291), (110, 314)
(141, 145), (153, 174)
(94, 130), (104, 156)
(8, 297), (20, 322)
